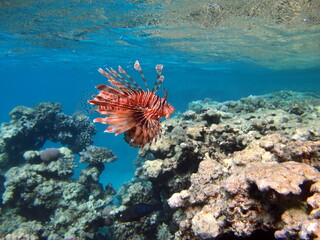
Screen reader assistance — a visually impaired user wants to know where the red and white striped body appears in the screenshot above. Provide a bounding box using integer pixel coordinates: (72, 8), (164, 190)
(88, 61), (174, 148)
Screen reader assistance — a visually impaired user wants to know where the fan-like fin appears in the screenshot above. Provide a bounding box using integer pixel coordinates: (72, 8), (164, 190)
(98, 68), (133, 95)
(88, 99), (138, 111)
(96, 84), (129, 98)
(118, 65), (143, 92)
(107, 67), (140, 93)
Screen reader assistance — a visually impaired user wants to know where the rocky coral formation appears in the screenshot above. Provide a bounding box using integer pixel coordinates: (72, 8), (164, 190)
(101, 179), (165, 239)
(79, 145), (117, 164)
(0, 103), (117, 239)
(1, 92), (319, 240)
(78, 146), (117, 198)
(110, 91), (320, 240)
(0, 102), (96, 173)
(0, 146), (115, 239)
(168, 159), (320, 239)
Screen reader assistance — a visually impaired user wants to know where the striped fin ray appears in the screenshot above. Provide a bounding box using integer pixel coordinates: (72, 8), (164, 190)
(155, 64), (163, 77)
(95, 85), (140, 107)
(98, 68), (120, 87)
(96, 84), (129, 98)
(118, 65), (144, 92)
(95, 110), (138, 135)
(162, 87), (168, 101)
(105, 68), (135, 95)
(152, 75), (164, 93)
(151, 64), (164, 93)
(98, 68), (132, 95)
(107, 67), (141, 92)
(89, 98), (139, 111)
(134, 60), (149, 91)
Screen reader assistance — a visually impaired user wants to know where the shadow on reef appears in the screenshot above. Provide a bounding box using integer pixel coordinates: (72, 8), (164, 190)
(17, 205), (52, 222)
(216, 229), (276, 240)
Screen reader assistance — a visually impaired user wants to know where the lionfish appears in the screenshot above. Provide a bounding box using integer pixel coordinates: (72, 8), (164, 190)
(88, 60), (174, 148)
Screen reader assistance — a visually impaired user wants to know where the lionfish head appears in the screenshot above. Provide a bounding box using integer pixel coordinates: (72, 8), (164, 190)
(163, 103), (175, 119)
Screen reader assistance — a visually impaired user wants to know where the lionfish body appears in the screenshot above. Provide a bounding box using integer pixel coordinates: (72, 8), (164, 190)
(88, 60), (174, 148)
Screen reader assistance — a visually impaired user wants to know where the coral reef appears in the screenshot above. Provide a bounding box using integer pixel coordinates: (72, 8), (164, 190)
(111, 91), (320, 240)
(1, 92), (319, 240)
(0, 103), (117, 239)
(0, 102), (96, 173)
(78, 146), (117, 198)
(1, 145), (115, 239)
(101, 179), (164, 239)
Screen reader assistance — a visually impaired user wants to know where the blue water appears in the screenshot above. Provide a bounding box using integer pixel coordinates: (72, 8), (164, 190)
(1, 0), (320, 189)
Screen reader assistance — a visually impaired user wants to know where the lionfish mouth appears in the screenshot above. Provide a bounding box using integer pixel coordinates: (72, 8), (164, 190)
(88, 60), (174, 148)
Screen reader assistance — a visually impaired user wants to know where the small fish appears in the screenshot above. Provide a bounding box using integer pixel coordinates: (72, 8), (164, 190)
(88, 60), (174, 148)
(115, 202), (162, 222)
